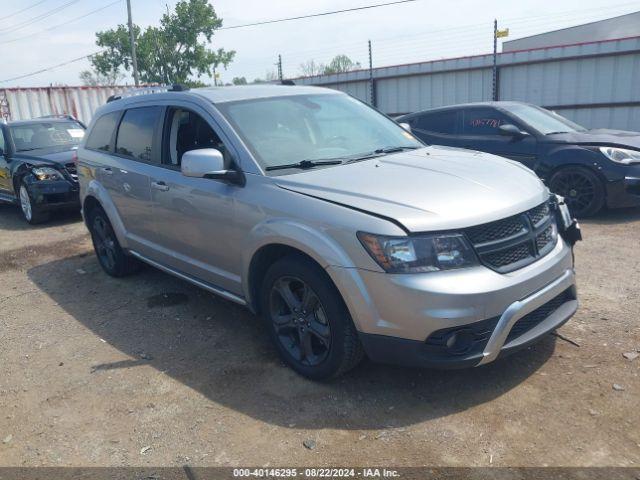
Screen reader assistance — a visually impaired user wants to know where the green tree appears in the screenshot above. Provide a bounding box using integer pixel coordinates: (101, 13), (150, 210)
(323, 55), (361, 75)
(232, 76), (247, 85)
(91, 0), (235, 85)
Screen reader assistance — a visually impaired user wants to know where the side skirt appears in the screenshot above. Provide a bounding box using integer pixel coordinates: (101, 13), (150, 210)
(129, 250), (248, 307)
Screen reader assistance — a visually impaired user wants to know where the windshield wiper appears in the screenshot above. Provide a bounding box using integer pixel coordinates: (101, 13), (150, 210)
(265, 159), (343, 171)
(344, 145), (420, 163)
(374, 146), (420, 154)
(546, 131), (570, 135)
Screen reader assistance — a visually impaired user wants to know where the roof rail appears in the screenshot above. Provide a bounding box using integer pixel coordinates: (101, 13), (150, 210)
(106, 84), (190, 103)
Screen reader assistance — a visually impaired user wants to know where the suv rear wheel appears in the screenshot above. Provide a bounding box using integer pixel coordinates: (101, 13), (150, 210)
(260, 255), (364, 380)
(88, 207), (140, 277)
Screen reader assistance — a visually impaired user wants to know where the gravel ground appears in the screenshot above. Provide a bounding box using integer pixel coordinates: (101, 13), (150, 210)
(0, 203), (638, 467)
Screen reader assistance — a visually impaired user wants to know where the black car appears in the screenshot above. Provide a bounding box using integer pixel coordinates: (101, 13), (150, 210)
(0, 118), (83, 224)
(397, 102), (640, 217)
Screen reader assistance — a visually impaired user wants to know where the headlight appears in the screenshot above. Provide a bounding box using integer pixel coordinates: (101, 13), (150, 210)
(357, 232), (478, 273)
(31, 166), (63, 181)
(599, 147), (640, 165)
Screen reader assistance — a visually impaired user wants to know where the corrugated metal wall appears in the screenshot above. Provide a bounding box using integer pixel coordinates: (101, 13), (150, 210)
(0, 86), (129, 125)
(297, 37), (640, 131)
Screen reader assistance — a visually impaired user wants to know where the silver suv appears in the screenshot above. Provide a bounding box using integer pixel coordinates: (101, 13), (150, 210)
(77, 85), (580, 379)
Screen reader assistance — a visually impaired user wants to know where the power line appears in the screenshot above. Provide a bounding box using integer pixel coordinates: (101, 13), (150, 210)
(0, 0), (122, 45)
(0, 0), (51, 22)
(0, 0), (82, 35)
(0, 51), (102, 84)
(219, 0), (420, 30)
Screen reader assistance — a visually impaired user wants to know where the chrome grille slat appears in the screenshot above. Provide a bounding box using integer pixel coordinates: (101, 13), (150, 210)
(465, 200), (556, 273)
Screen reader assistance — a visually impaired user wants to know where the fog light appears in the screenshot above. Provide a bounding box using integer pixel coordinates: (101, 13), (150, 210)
(444, 329), (476, 355)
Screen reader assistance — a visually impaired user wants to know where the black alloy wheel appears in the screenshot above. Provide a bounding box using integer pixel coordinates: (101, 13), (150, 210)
(549, 167), (605, 217)
(88, 207), (140, 277)
(260, 254), (364, 380)
(269, 276), (332, 367)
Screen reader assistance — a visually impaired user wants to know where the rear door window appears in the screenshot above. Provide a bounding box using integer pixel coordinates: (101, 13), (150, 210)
(86, 112), (120, 152)
(116, 107), (163, 162)
(461, 108), (512, 135)
(412, 110), (458, 135)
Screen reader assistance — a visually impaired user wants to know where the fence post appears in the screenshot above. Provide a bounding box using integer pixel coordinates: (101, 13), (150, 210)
(368, 40), (376, 108)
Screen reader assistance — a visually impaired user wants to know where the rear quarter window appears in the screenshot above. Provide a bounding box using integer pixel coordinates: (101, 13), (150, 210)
(86, 112), (120, 152)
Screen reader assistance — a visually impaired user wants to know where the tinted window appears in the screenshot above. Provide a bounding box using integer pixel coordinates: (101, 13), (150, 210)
(462, 108), (511, 135)
(412, 110), (457, 134)
(86, 112), (120, 152)
(0, 129), (5, 152)
(116, 107), (162, 161)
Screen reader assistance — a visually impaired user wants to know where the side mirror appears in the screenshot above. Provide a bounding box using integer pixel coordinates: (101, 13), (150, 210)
(399, 122), (412, 133)
(499, 124), (528, 138)
(181, 148), (244, 186)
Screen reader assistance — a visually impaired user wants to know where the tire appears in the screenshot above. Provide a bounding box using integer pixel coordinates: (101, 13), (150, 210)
(549, 166), (605, 218)
(260, 254), (364, 380)
(87, 206), (140, 277)
(18, 182), (50, 224)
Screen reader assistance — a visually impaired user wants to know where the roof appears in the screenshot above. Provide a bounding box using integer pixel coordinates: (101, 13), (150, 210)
(6, 117), (81, 126)
(398, 101), (534, 117)
(191, 84), (339, 103)
(105, 84), (340, 107)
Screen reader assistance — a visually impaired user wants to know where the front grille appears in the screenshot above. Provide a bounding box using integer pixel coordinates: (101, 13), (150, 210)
(464, 200), (556, 273)
(65, 162), (78, 182)
(466, 216), (527, 244)
(506, 288), (574, 343)
(536, 225), (555, 253)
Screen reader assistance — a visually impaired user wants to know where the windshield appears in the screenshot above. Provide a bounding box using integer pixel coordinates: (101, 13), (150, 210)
(216, 93), (423, 172)
(9, 121), (85, 152)
(503, 104), (587, 135)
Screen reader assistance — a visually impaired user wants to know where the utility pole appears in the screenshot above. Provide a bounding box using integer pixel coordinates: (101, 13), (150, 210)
(368, 40), (376, 107)
(126, 0), (140, 86)
(492, 19), (498, 101)
(277, 54), (283, 82)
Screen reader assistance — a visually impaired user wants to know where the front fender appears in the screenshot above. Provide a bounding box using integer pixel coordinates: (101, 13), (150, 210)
(240, 218), (364, 313)
(83, 179), (128, 249)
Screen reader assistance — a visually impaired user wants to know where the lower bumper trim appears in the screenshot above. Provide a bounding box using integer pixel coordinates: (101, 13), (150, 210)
(359, 269), (578, 370)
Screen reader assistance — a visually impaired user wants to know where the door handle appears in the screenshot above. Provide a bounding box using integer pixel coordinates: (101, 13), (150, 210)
(102, 167), (113, 175)
(151, 181), (170, 192)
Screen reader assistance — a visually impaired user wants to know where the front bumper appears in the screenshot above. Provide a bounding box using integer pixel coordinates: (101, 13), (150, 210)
(25, 178), (80, 211)
(358, 269), (577, 369)
(605, 174), (640, 209)
(327, 237), (577, 369)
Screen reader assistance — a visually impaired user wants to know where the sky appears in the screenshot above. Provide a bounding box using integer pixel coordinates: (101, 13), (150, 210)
(1, 0), (638, 87)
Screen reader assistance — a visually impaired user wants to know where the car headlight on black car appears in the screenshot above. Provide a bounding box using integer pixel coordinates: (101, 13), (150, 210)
(31, 166), (64, 181)
(357, 232), (478, 273)
(599, 147), (640, 165)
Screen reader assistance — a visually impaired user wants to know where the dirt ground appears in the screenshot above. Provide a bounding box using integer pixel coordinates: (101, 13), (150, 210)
(0, 203), (638, 468)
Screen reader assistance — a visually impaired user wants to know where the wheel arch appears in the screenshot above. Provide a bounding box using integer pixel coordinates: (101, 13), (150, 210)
(241, 220), (359, 316)
(82, 180), (128, 248)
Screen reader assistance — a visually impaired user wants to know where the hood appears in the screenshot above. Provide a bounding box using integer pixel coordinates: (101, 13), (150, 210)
(274, 146), (549, 232)
(544, 129), (640, 149)
(12, 146), (77, 166)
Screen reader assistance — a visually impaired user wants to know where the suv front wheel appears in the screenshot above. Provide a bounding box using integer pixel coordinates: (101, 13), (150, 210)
(260, 254), (364, 380)
(19, 182), (50, 224)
